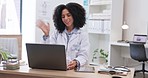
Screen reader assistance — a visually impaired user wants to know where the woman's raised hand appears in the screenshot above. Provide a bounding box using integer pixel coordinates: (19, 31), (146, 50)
(36, 20), (50, 36)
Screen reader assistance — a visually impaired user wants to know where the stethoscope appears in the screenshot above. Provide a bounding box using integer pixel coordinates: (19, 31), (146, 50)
(111, 66), (130, 72)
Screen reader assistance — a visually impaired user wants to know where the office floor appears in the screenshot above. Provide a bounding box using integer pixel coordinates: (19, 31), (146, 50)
(134, 73), (148, 78)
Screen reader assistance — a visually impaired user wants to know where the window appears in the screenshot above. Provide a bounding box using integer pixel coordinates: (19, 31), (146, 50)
(0, 0), (22, 34)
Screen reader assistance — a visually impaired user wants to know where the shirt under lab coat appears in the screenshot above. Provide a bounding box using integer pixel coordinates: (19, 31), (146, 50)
(44, 28), (90, 66)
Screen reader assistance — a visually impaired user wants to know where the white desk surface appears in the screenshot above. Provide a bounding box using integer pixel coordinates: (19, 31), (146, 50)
(110, 42), (129, 47)
(111, 41), (148, 48)
(0, 65), (135, 78)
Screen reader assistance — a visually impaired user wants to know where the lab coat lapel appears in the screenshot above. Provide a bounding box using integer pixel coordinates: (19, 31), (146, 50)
(61, 33), (67, 44)
(69, 30), (80, 43)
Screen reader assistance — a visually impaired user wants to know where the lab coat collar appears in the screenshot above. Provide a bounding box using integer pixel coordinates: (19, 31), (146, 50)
(64, 28), (80, 35)
(63, 28), (81, 42)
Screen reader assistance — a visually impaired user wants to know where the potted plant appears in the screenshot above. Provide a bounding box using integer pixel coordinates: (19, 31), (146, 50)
(0, 48), (12, 61)
(0, 48), (19, 70)
(99, 49), (108, 64)
(92, 48), (108, 64)
(92, 48), (99, 63)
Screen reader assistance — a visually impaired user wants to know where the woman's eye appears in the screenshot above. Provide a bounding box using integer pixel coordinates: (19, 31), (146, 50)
(62, 16), (65, 18)
(67, 14), (71, 17)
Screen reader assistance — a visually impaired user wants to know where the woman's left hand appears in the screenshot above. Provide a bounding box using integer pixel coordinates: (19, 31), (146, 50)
(67, 60), (77, 70)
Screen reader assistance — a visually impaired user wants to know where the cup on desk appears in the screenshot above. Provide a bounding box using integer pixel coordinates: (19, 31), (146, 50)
(3, 58), (20, 70)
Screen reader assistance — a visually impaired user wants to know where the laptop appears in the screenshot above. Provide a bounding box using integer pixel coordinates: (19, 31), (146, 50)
(26, 43), (67, 71)
(133, 34), (147, 44)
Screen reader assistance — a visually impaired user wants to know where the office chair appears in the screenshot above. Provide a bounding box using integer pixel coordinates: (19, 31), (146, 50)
(129, 42), (148, 78)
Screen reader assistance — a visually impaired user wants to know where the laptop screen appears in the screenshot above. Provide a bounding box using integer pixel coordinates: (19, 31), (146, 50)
(133, 34), (147, 43)
(26, 43), (67, 71)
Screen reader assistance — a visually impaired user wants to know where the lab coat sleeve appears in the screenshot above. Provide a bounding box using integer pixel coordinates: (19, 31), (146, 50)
(42, 30), (58, 44)
(75, 32), (90, 66)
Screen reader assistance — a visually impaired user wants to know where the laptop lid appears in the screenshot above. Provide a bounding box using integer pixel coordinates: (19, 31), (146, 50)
(26, 43), (67, 71)
(133, 34), (147, 43)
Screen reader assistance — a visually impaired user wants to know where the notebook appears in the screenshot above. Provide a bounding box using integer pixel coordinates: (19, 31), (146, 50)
(133, 34), (147, 44)
(26, 43), (67, 71)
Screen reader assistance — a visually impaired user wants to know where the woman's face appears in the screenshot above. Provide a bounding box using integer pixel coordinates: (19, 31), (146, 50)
(61, 9), (74, 29)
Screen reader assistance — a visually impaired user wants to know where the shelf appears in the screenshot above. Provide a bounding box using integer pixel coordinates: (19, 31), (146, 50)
(88, 0), (112, 35)
(88, 19), (110, 20)
(110, 42), (129, 47)
(88, 29), (110, 35)
(89, 12), (111, 19)
(88, 16), (111, 20)
(88, 31), (110, 35)
(90, 1), (112, 6)
(88, 0), (123, 65)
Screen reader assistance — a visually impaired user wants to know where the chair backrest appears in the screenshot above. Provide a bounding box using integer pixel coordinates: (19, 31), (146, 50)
(129, 42), (148, 62)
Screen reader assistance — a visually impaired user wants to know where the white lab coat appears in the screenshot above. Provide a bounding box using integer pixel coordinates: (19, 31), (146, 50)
(44, 28), (90, 66)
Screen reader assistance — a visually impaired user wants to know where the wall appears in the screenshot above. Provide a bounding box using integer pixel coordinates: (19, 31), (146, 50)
(22, 0), (36, 62)
(123, 0), (148, 70)
(124, 0), (148, 41)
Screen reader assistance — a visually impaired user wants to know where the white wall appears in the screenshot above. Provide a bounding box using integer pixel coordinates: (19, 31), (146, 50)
(22, 0), (36, 62)
(124, 0), (148, 41)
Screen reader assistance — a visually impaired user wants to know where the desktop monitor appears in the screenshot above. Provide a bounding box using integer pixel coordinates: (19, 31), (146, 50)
(133, 34), (147, 43)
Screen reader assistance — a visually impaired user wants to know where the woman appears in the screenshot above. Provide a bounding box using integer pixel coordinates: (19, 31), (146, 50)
(37, 2), (90, 70)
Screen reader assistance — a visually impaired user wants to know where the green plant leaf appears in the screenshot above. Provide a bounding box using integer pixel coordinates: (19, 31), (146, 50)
(0, 48), (13, 61)
(99, 49), (108, 63)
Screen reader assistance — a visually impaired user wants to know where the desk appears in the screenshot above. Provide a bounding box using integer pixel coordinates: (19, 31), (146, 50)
(0, 65), (134, 78)
(109, 42), (130, 66)
(109, 42), (148, 66)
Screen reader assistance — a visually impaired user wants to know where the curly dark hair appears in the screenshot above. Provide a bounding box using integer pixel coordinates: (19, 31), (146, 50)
(53, 2), (86, 33)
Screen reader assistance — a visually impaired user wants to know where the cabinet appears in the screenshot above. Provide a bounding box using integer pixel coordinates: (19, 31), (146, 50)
(88, 0), (124, 65)
(88, 0), (111, 34)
